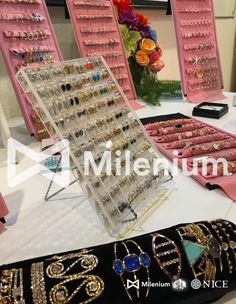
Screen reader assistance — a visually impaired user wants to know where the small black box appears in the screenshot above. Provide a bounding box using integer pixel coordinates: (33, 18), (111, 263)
(192, 102), (229, 119)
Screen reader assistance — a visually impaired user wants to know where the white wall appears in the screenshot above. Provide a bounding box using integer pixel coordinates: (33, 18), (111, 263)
(0, 6), (235, 120)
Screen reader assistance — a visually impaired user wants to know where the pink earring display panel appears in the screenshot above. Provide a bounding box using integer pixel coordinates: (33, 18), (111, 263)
(171, 0), (225, 103)
(66, 0), (137, 104)
(0, 0), (63, 138)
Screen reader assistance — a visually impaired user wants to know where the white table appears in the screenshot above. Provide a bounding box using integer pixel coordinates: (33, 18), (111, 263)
(0, 93), (235, 304)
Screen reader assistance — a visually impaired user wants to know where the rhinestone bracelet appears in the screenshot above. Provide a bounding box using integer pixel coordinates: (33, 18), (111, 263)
(31, 262), (47, 304)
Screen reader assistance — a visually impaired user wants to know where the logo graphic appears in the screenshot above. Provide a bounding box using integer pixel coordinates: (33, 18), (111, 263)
(7, 138), (70, 187)
(127, 280), (140, 290)
(191, 279), (202, 290)
(172, 279), (187, 291)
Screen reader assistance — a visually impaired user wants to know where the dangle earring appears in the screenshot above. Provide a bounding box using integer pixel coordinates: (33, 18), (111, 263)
(35, 49), (39, 62)
(29, 50), (33, 63)
(39, 50), (44, 62)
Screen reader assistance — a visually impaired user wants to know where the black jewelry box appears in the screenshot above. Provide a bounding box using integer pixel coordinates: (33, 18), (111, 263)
(192, 102), (229, 119)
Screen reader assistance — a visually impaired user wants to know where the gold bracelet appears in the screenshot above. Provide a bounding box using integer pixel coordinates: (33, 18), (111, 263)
(210, 221), (235, 273)
(31, 262), (47, 304)
(212, 220), (236, 272)
(46, 249), (104, 304)
(113, 240), (151, 301)
(177, 223), (222, 281)
(0, 268), (25, 303)
(152, 233), (182, 282)
(198, 224), (223, 272)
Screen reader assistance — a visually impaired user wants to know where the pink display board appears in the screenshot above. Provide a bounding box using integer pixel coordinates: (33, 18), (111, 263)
(171, 0), (226, 103)
(0, 192), (8, 233)
(65, 0), (138, 107)
(145, 117), (236, 201)
(0, 0), (63, 139)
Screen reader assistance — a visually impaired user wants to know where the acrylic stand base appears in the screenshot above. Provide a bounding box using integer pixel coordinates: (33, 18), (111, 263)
(44, 157), (81, 202)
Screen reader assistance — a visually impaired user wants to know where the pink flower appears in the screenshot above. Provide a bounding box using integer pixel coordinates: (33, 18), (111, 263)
(156, 42), (163, 55)
(151, 59), (165, 73)
(149, 51), (161, 65)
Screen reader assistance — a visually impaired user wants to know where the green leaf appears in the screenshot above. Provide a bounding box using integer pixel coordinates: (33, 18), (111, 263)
(126, 31), (142, 44)
(119, 25), (141, 57)
(128, 58), (182, 105)
(119, 24), (129, 39)
(124, 43), (138, 57)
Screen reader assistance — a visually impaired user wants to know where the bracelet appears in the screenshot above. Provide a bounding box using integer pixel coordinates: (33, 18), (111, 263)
(177, 223), (222, 281)
(198, 224), (223, 272)
(46, 249), (104, 304)
(210, 221), (235, 273)
(0, 268), (25, 304)
(113, 240), (151, 301)
(152, 233), (183, 282)
(213, 221), (236, 272)
(31, 262), (47, 304)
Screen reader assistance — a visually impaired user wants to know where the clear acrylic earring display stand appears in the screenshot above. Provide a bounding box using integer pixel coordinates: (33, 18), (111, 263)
(16, 57), (173, 237)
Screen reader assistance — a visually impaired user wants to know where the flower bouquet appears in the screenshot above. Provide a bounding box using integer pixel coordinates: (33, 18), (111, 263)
(113, 0), (182, 105)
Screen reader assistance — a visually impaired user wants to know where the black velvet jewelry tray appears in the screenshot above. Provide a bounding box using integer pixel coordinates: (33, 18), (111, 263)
(192, 102), (229, 119)
(1, 220), (235, 304)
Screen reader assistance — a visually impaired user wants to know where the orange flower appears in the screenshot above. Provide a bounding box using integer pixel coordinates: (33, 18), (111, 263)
(136, 13), (149, 25)
(139, 38), (156, 54)
(135, 50), (150, 66)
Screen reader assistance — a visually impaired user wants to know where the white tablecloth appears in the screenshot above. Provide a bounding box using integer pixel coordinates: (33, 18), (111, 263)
(0, 93), (236, 304)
